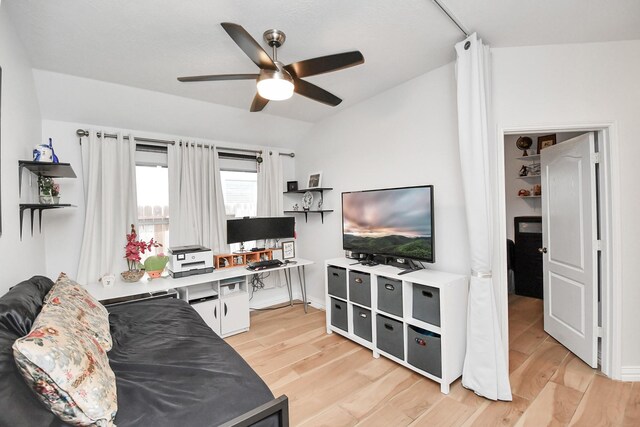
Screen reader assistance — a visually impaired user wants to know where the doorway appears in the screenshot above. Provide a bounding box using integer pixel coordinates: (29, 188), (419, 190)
(495, 124), (621, 379)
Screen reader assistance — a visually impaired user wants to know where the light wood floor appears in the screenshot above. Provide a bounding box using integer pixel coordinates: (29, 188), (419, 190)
(225, 297), (639, 426)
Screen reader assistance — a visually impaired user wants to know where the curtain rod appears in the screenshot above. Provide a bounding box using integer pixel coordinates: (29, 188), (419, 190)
(75, 129), (294, 157)
(431, 0), (469, 38)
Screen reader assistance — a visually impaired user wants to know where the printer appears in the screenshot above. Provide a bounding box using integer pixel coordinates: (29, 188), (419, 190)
(168, 245), (214, 278)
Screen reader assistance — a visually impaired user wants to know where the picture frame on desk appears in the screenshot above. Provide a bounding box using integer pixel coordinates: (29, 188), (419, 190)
(282, 241), (295, 259)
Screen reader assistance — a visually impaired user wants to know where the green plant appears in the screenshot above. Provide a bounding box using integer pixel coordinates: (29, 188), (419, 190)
(144, 255), (169, 271)
(37, 177), (60, 196)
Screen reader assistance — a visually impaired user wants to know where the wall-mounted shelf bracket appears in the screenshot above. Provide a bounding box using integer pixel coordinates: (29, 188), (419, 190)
(19, 204), (74, 240)
(283, 210), (334, 224)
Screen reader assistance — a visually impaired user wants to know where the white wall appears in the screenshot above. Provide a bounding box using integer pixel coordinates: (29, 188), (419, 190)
(294, 63), (469, 306)
(40, 119), (298, 308)
(32, 69), (312, 151)
(0, 5), (46, 294)
(492, 40), (640, 370)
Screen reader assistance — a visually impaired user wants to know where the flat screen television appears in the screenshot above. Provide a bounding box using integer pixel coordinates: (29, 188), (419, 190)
(342, 185), (434, 263)
(227, 217), (295, 244)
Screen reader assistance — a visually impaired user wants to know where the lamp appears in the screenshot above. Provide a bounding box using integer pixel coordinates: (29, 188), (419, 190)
(256, 62), (294, 101)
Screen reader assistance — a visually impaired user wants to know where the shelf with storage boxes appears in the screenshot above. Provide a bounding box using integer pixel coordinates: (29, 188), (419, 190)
(325, 258), (468, 394)
(178, 276), (249, 337)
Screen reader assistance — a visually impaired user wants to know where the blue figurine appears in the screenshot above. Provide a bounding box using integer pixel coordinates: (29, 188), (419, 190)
(32, 138), (60, 163)
(49, 138), (59, 163)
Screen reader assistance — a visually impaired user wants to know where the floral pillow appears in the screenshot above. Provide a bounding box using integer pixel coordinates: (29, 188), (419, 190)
(45, 273), (112, 351)
(13, 303), (117, 426)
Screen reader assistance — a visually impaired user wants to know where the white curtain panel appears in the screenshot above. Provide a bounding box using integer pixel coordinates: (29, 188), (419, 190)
(455, 34), (512, 401)
(257, 149), (284, 217)
(257, 150), (286, 287)
(77, 131), (138, 284)
(168, 142), (227, 253)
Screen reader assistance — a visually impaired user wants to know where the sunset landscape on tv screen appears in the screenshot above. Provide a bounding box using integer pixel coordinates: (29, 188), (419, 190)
(342, 186), (433, 261)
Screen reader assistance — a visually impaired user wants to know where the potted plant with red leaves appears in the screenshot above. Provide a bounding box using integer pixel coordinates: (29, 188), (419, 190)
(121, 224), (162, 282)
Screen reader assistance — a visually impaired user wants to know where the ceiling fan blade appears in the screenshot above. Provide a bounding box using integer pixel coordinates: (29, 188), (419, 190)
(285, 51), (364, 78)
(294, 78), (342, 106)
(250, 93), (269, 112)
(221, 22), (277, 70)
(177, 73), (259, 82)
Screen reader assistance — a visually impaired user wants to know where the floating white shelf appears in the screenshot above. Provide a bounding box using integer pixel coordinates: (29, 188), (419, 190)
(516, 154), (540, 161)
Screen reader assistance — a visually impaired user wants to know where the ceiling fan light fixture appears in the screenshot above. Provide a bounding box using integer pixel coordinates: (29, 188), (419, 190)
(257, 66), (294, 101)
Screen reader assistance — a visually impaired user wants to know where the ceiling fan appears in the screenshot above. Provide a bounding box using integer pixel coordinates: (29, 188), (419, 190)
(177, 22), (364, 112)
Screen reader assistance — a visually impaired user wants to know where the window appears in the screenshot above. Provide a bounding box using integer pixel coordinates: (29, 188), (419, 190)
(221, 170), (257, 251)
(136, 153), (169, 254)
(220, 170), (257, 218)
(133, 146), (259, 254)
(219, 152), (258, 251)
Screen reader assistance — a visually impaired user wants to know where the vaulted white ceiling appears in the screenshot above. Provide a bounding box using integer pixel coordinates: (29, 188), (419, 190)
(5, 0), (640, 123)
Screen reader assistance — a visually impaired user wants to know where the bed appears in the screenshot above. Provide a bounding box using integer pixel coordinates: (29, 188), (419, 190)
(0, 276), (288, 426)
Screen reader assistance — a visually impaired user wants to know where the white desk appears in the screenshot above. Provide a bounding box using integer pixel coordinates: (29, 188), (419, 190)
(84, 258), (314, 313)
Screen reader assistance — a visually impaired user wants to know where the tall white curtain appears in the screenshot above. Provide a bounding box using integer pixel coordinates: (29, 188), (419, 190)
(257, 149), (285, 285)
(168, 142), (228, 253)
(77, 131), (138, 284)
(455, 34), (512, 401)
(257, 149), (284, 217)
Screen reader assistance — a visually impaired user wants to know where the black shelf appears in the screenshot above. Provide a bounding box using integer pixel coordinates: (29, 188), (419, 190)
(18, 161), (76, 177)
(19, 204), (75, 240)
(283, 187), (333, 194)
(284, 209), (334, 224)
(19, 161), (77, 196)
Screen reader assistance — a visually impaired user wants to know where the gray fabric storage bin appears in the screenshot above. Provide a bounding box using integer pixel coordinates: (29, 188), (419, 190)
(412, 283), (441, 326)
(352, 306), (372, 342)
(349, 271), (371, 307)
(330, 298), (348, 332)
(376, 314), (404, 360)
(407, 325), (442, 378)
(377, 276), (403, 317)
(327, 266), (347, 299)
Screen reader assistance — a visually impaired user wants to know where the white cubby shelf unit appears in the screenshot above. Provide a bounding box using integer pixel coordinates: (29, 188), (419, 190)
(324, 258), (468, 394)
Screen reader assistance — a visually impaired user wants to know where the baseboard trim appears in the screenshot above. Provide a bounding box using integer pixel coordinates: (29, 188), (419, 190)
(307, 296), (326, 310)
(620, 366), (640, 381)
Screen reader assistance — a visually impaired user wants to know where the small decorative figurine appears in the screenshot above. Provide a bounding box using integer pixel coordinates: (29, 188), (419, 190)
(519, 165), (528, 177)
(516, 136), (533, 157)
(518, 189), (531, 197)
(33, 144), (53, 162)
(32, 138), (60, 163)
(302, 191), (313, 211)
(144, 254), (169, 279)
(48, 138), (60, 163)
(293, 203), (299, 211)
(532, 184), (542, 196)
(317, 198), (323, 210)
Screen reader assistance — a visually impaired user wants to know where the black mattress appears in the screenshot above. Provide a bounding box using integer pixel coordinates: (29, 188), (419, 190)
(0, 277), (277, 426)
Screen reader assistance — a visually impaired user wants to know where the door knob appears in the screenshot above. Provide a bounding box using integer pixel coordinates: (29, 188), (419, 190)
(538, 247), (547, 254)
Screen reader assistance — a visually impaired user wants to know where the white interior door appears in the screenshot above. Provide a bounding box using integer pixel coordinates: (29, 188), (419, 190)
(542, 133), (598, 368)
